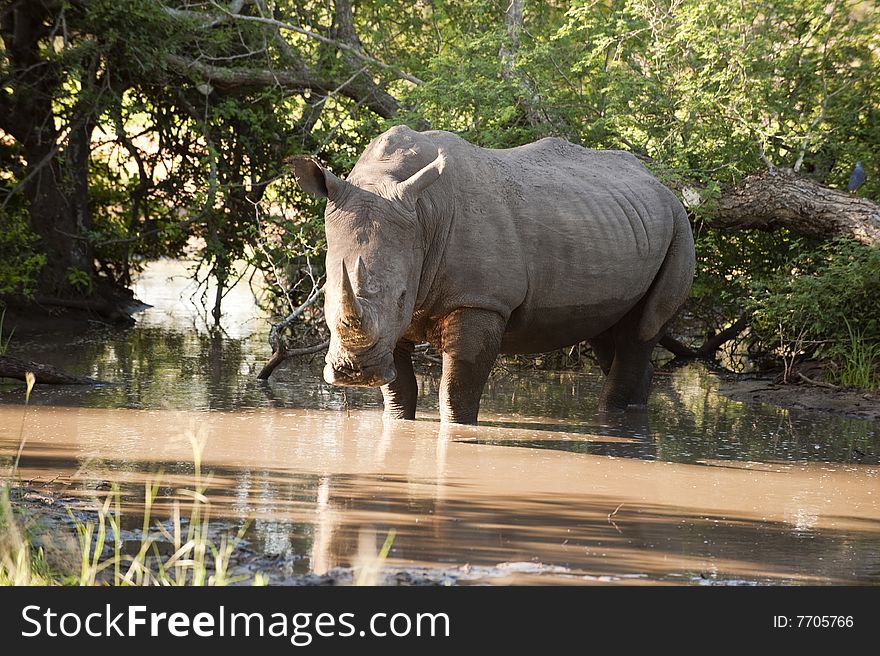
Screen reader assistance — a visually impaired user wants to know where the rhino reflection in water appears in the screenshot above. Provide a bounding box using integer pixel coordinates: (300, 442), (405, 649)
(290, 126), (695, 424)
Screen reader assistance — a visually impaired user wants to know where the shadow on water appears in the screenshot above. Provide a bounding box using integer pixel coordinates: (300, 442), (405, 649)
(1, 258), (879, 584)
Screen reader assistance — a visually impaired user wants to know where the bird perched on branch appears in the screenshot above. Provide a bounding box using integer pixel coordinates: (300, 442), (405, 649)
(847, 160), (866, 192)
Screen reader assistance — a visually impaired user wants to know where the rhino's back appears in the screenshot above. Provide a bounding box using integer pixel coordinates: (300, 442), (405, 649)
(481, 135), (678, 248)
(423, 131), (680, 265)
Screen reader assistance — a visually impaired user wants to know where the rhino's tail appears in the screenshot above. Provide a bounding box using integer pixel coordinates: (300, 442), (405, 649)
(636, 204), (695, 343)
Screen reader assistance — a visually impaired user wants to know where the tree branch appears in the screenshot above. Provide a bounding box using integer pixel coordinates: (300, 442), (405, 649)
(165, 53), (313, 92)
(165, 52), (401, 119)
(659, 334), (699, 359)
(160, 1), (422, 85)
(210, 1), (423, 85)
(698, 315), (749, 358)
(267, 286), (324, 351)
(257, 339), (329, 380)
(660, 315), (749, 361)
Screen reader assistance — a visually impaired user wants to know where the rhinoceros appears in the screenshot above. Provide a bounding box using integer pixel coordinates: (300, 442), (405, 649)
(290, 125), (694, 424)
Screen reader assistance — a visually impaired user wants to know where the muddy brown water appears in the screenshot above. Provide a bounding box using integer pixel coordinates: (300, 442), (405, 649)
(1, 259), (879, 585)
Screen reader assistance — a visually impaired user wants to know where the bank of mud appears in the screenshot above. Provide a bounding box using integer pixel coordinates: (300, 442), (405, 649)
(716, 375), (880, 423)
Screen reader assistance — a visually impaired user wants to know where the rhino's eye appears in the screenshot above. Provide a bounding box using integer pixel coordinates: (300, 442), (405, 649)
(397, 290), (406, 309)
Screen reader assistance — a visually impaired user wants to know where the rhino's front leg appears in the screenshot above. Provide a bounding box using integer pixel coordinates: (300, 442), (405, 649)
(381, 341), (418, 420)
(437, 308), (506, 425)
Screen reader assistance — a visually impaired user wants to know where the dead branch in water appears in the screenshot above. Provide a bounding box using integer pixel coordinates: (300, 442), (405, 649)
(257, 287), (325, 380)
(257, 339), (329, 380)
(0, 354), (106, 385)
(266, 287), (324, 351)
(31, 295), (133, 324)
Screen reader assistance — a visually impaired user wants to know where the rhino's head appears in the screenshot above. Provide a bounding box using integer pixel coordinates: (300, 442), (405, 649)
(289, 150), (445, 388)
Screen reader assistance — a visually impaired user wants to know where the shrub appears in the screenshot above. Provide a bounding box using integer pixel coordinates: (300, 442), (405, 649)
(748, 238), (880, 385)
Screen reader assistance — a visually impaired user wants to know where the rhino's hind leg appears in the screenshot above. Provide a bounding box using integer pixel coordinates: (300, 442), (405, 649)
(636, 207), (695, 343)
(381, 342), (418, 420)
(437, 308), (506, 425)
(631, 360), (654, 407)
(588, 332), (615, 376)
(597, 338), (655, 411)
(592, 326), (654, 410)
(596, 304), (659, 412)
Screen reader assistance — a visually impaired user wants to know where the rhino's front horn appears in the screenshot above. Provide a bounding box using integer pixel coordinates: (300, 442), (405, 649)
(336, 260), (378, 347)
(339, 260), (363, 324)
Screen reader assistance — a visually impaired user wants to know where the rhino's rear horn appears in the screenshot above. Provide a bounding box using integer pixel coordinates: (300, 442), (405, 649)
(352, 255), (369, 295)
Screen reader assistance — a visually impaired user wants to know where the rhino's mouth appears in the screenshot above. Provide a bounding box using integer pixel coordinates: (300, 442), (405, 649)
(324, 350), (396, 388)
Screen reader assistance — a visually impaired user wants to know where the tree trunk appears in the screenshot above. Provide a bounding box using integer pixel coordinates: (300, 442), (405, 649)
(711, 168), (880, 245)
(2, 1), (96, 297)
(22, 145), (95, 295)
(499, 0), (547, 128)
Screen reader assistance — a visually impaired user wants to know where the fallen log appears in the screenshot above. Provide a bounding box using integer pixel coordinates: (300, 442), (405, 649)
(0, 354), (105, 385)
(711, 167), (880, 245)
(33, 295), (135, 324)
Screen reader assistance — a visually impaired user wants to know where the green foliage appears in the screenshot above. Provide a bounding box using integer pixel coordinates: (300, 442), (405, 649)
(397, 28), (539, 147)
(691, 228), (810, 333)
(556, 0), (878, 183)
(385, 0), (570, 147)
(66, 267), (93, 295)
(749, 239), (880, 379)
(0, 207), (45, 297)
(84, 0), (178, 73)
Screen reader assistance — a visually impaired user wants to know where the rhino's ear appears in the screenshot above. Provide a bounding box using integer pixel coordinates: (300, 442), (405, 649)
(287, 156), (346, 200)
(396, 148), (446, 207)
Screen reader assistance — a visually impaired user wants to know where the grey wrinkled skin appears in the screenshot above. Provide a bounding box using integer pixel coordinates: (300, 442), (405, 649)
(290, 126), (695, 424)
